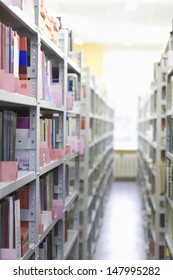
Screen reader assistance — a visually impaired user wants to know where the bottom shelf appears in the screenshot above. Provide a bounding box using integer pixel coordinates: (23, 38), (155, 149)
(64, 229), (78, 259)
(22, 244), (35, 260)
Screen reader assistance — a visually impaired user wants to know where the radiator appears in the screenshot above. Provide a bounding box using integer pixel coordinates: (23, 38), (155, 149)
(114, 151), (137, 179)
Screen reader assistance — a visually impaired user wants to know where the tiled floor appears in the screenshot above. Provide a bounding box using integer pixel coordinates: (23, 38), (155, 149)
(93, 181), (147, 260)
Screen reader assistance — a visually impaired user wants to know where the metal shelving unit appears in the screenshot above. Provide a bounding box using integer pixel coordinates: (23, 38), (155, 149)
(137, 53), (168, 259)
(79, 67), (114, 259)
(165, 26), (173, 259)
(0, 0), (81, 260)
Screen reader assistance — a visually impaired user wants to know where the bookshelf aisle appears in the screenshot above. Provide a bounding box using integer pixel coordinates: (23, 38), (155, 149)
(0, 0), (81, 260)
(79, 67), (114, 259)
(137, 53), (167, 259)
(136, 20), (173, 260)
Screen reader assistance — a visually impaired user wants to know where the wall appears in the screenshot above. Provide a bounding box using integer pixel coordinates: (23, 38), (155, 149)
(103, 47), (162, 150)
(74, 43), (104, 77)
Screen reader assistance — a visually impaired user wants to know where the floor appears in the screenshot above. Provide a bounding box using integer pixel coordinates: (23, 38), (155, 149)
(93, 181), (147, 260)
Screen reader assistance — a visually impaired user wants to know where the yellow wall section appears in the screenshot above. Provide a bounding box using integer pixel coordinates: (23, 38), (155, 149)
(74, 43), (104, 77)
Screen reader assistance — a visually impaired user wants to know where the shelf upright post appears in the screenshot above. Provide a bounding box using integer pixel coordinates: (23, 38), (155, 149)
(55, 164), (64, 260)
(73, 55), (82, 259)
(81, 67), (90, 259)
(165, 26), (173, 259)
(73, 157), (79, 260)
(55, 67), (65, 259)
(29, 25), (41, 258)
(53, 29), (68, 259)
(156, 54), (167, 259)
(34, 0), (40, 27)
(29, 0), (42, 259)
(155, 62), (162, 259)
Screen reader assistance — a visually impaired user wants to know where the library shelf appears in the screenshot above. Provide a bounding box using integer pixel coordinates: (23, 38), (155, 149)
(0, 0), (81, 260)
(65, 190), (79, 211)
(89, 131), (113, 148)
(67, 109), (81, 116)
(39, 160), (64, 176)
(39, 100), (65, 112)
(167, 151), (173, 161)
(165, 26), (173, 260)
(21, 244), (35, 260)
(87, 196), (93, 209)
(137, 53), (167, 259)
(165, 234), (173, 258)
(0, 90), (37, 106)
(138, 132), (157, 149)
(88, 144), (113, 178)
(0, 171), (36, 200)
(41, 33), (64, 61)
(166, 196), (173, 209)
(150, 229), (156, 243)
(38, 216), (59, 244)
(167, 65), (173, 77)
(149, 194), (157, 212)
(67, 58), (81, 75)
(66, 153), (79, 162)
(64, 229), (78, 259)
(89, 112), (114, 123)
(0, 2), (37, 34)
(79, 67), (114, 260)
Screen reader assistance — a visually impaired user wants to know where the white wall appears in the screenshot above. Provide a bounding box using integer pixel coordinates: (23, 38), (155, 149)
(103, 47), (162, 150)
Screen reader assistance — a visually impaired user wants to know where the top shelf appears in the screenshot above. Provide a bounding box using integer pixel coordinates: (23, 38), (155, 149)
(0, 2), (82, 74)
(41, 33), (64, 62)
(67, 58), (81, 75)
(0, 3), (37, 34)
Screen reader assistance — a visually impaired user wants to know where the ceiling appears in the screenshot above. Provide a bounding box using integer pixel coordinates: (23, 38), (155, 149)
(44, 0), (173, 50)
